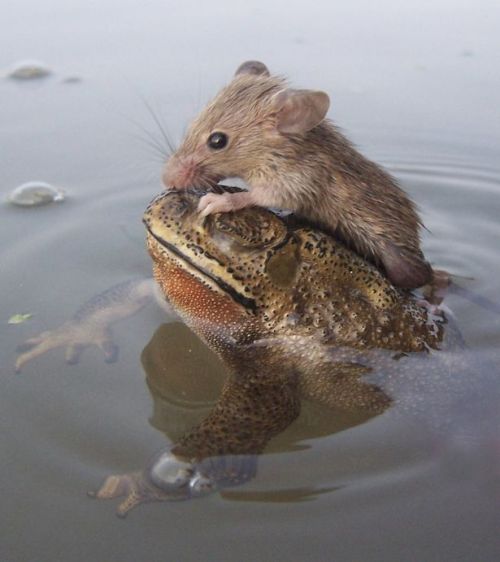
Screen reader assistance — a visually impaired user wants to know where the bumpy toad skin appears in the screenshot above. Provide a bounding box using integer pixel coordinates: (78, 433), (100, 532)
(144, 187), (444, 359)
(87, 186), (447, 514)
(17, 187), (455, 516)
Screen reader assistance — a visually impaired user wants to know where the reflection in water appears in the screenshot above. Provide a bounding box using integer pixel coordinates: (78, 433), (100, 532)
(143, 323), (375, 505)
(144, 323), (377, 452)
(92, 322), (382, 515)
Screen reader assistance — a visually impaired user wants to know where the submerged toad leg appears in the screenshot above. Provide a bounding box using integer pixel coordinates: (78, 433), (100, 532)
(90, 366), (301, 516)
(300, 361), (392, 414)
(15, 278), (174, 372)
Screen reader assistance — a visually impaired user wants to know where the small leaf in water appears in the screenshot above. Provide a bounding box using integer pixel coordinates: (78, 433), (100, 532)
(8, 313), (33, 325)
(8, 181), (65, 207)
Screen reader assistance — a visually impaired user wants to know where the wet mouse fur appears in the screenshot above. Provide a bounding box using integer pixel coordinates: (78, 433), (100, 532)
(163, 60), (432, 289)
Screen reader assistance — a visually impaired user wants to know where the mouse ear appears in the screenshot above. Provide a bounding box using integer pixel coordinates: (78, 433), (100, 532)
(235, 60), (270, 77)
(272, 89), (330, 134)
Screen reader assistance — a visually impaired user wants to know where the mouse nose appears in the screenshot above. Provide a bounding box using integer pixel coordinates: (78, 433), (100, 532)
(161, 157), (178, 189)
(162, 155), (197, 189)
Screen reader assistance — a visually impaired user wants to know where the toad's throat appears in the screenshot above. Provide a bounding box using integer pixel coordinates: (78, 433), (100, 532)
(145, 226), (257, 313)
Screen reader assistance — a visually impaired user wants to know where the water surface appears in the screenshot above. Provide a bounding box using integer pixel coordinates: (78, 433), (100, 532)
(1, 1), (499, 561)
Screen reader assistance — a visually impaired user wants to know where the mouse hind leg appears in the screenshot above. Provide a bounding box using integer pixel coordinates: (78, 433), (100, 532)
(381, 241), (433, 289)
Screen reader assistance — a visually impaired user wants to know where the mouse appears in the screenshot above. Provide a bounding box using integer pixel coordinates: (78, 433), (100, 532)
(162, 60), (433, 289)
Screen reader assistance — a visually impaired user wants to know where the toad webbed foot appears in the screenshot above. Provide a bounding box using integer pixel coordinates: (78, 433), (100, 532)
(15, 279), (157, 372)
(89, 448), (257, 517)
(15, 321), (120, 373)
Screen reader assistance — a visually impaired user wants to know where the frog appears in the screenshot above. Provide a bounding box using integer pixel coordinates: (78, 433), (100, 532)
(16, 185), (461, 517)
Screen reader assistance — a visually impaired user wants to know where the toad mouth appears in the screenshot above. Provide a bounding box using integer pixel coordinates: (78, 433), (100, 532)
(144, 222), (257, 313)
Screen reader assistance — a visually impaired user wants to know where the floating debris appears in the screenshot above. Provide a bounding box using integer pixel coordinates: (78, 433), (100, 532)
(4, 60), (52, 80)
(8, 181), (65, 207)
(8, 313), (33, 325)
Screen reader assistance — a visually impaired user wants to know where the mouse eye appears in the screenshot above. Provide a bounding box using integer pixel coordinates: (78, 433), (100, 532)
(207, 131), (228, 150)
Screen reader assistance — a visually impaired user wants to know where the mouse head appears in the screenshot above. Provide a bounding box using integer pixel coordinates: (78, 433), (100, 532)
(162, 61), (330, 189)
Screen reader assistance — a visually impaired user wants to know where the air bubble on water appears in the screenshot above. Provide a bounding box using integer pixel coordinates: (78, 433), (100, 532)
(8, 181), (65, 207)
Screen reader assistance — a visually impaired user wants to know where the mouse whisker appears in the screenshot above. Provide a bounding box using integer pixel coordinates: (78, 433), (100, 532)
(139, 95), (177, 155)
(123, 112), (171, 158)
(130, 131), (170, 162)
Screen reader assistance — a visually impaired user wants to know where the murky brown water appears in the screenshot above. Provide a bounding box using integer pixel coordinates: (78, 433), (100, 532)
(1, 1), (499, 561)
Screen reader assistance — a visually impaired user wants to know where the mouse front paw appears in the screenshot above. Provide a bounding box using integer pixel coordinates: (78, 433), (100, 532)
(197, 192), (252, 216)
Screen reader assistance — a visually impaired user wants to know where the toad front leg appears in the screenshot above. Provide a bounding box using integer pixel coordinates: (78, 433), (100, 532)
(15, 279), (175, 372)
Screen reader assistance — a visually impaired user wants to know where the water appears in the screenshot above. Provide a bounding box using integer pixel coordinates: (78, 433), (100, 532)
(1, 0), (499, 560)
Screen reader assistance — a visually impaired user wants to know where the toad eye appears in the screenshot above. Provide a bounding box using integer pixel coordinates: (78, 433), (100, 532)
(211, 208), (288, 249)
(207, 131), (228, 150)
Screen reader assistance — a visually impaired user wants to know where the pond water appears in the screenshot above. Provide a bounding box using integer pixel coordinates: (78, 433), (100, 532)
(1, 1), (499, 561)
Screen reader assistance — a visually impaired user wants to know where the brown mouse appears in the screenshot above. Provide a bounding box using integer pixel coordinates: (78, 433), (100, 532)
(162, 60), (432, 289)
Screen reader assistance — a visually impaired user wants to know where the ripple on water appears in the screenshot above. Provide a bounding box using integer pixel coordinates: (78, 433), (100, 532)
(384, 157), (500, 272)
(382, 155), (500, 346)
(388, 160), (500, 195)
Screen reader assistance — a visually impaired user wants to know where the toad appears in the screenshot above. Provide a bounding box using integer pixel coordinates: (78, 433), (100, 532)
(17, 187), (460, 516)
